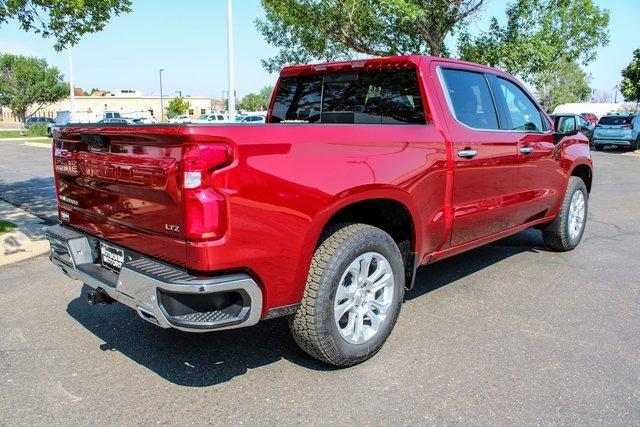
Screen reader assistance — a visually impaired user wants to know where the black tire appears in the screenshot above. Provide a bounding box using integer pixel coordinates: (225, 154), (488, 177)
(542, 176), (588, 251)
(594, 144), (603, 151)
(289, 223), (405, 367)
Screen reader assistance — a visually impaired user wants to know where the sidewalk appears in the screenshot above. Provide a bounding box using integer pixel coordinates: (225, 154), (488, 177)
(0, 201), (50, 266)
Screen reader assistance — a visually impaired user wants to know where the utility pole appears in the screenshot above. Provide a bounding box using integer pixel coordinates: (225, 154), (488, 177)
(226, 0), (236, 121)
(159, 68), (165, 121)
(67, 43), (76, 113)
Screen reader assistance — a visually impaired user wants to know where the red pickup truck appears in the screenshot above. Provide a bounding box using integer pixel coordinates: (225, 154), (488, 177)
(47, 55), (592, 367)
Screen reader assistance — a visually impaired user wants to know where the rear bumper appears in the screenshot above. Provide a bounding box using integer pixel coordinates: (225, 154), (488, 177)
(45, 224), (262, 332)
(592, 138), (634, 146)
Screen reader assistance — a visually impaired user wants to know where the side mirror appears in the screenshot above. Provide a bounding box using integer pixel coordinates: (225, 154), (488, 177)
(552, 116), (579, 144)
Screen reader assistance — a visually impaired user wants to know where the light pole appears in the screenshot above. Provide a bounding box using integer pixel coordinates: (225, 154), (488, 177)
(159, 68), (165, 121)
(226, 0), (236, 121)
(67, 43), (76, 113)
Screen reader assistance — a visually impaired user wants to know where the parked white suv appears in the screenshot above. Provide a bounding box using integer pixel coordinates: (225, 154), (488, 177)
(169, 115), (192, 124)
(192, 113), (229, 124)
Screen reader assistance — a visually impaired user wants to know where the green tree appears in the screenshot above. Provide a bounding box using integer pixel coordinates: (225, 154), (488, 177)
(166, 97), (190, 119)
(238, 86), (274, 111)
(458, 0), (609, 84)
(620, 49), (640, 105)
(534, 60), (591, 112)
(0, 53), (67, 123)
(0, 0), (132, 50)
(257, 0), (485, 72)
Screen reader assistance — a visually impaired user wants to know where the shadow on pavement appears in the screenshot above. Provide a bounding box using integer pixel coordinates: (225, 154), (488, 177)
(408, 228), (546, 300)
(0, 177), (57, 223)
(66, 228), (547, 387)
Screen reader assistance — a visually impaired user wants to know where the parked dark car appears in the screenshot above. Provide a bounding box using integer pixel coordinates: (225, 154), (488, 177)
(592, 113), (640, 151)
(24, 116), (54, 127)
(551, 114), (594, 142)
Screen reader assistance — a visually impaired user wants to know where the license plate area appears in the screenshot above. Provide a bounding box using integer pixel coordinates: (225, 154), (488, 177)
(100, 242), (124, 273)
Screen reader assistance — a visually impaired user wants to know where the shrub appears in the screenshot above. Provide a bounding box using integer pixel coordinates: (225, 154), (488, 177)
(26, 122), (49, 137)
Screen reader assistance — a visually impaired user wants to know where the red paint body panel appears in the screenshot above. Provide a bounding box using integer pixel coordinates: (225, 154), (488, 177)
(52, 55), (592, 316)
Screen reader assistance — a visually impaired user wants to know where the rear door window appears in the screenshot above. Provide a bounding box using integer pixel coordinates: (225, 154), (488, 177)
(440, 68), (499, 130)
(270, 68), (425, 124)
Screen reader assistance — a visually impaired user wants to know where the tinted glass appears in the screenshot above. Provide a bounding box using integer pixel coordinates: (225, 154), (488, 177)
(598, 116), (633, 126)
(441, 69), (499, 130)
(271, 76), (322, 123)
(270, 69), (425, 124)
(495, 78), (543, 131)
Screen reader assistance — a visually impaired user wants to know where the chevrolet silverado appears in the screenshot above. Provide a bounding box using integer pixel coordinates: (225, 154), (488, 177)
(47, 55), (593, 366)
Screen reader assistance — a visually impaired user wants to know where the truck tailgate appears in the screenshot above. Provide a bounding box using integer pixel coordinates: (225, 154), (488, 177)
(53, 125), (187, 264)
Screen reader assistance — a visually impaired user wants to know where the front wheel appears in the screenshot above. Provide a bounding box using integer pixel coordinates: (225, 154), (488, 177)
(542, 177), (588, 251)
(593, 144), (604, 151)
(289, 223), (405, 367)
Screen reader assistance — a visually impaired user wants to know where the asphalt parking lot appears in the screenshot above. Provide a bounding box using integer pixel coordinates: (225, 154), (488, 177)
(1, 142), (639, 425)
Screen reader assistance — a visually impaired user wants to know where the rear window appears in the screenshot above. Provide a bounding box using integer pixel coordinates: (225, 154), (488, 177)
(440, 68), (499, 130)
(270, 69), (426, 124)
(598, 116), (633, 126)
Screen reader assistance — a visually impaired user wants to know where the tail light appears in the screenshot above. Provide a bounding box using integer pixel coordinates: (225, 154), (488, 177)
(181, 143), (232, 241)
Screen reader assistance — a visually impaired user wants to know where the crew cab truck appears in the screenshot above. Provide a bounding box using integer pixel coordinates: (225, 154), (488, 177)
(46, 56), (593, 367)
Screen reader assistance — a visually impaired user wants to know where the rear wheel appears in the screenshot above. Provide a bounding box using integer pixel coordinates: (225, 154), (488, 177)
(542, 177), (588, 251)
(289, 223), (405, 367)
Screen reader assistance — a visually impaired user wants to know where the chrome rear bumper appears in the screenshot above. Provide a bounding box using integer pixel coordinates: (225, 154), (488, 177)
(45, 224), (262, 332)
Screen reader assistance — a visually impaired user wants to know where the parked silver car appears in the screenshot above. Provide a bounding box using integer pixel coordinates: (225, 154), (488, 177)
(592, 113), (640, 151)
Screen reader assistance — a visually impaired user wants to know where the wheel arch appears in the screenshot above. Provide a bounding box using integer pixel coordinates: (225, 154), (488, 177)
(299, 189), (423, 291)
(569, 163), (593, 193)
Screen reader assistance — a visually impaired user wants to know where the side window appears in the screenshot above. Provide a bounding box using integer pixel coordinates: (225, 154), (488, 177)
(217, 115), (224, 121)
(440, 69), (499, 130)
(494, 78), (544, 132)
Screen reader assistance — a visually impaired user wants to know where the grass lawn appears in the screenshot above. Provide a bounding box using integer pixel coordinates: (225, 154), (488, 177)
(0, 130), (49, 139)
(0, 220), (17, 235)
(0, 130), (26, 138)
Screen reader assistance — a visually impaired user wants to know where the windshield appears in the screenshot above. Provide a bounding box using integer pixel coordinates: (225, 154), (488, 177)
(197, 115), (208, 120)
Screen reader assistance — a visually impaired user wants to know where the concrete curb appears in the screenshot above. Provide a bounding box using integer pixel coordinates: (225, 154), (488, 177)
(24, 141), (52, 148)
(0, 201), (50, 267)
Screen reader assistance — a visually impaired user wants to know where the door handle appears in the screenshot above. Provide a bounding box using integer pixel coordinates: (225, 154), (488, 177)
(520, 147), (534, 155)
(457, 148), (477, 159)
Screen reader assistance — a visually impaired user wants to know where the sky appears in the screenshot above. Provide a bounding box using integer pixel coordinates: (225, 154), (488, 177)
(0, 0), (637, 100)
